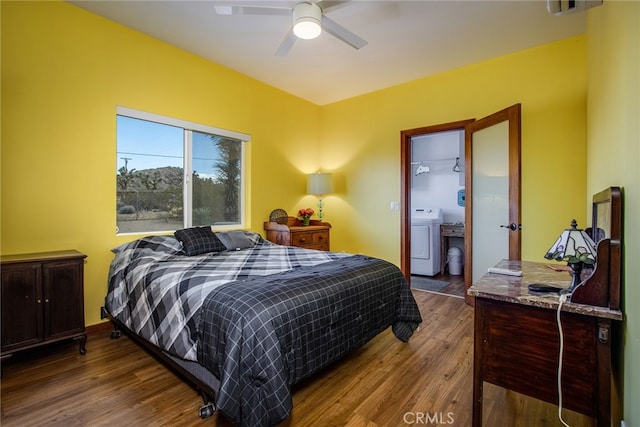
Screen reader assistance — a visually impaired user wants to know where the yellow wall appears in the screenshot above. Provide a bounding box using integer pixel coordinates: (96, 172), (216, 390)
(1, 1), (322, 325)
(587, 2), (640, 425)
(321, 36), (588, 264)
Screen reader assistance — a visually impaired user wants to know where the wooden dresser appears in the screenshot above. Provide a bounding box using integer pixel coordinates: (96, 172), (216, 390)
(468, 187), (624, 427)
(264, 217), (331, 251)
(1, 250), (87, 360)
(469, 260), (622, 426)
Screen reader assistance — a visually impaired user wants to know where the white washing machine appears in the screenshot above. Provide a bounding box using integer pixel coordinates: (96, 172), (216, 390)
(411, 208), (444, 276)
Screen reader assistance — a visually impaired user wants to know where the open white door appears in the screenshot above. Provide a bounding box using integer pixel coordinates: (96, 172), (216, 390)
(464, 105), (521, 304)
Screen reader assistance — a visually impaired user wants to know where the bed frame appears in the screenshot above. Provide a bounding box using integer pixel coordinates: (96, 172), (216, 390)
(100, 307), (219, 418)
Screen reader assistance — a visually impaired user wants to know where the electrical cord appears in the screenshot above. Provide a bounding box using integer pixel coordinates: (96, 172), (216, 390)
(556, 292), (571, 427)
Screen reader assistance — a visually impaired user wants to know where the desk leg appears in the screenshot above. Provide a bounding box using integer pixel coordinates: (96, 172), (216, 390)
(596, 320), (612, 427)
(472, 301), (485, 426)
(440, 232), (447, 274)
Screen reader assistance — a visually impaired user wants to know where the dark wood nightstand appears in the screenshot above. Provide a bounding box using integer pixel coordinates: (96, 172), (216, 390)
(264, 217), (331, 251)
(1, 250), (87, 360)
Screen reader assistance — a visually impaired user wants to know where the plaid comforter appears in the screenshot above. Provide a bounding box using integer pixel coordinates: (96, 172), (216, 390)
(105, 234), (422, 426)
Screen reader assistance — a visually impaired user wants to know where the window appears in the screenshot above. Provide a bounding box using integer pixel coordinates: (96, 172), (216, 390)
(116, 107), (249, 235)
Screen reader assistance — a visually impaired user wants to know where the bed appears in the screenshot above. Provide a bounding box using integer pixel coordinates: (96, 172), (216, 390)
(103, 228), (422, 427)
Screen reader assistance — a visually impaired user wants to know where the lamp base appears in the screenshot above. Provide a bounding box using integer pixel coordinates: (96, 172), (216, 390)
(317, 197), (324, 221)
(566, 261), (583, 294)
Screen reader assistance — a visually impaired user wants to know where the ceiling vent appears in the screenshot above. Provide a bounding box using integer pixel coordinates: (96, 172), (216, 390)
(546, 0), (603, 15)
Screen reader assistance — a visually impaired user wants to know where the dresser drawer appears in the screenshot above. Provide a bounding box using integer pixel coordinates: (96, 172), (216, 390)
(292, 232), (314, 247)
(291, 231), (330, 251)
(312, 231), (329, 246)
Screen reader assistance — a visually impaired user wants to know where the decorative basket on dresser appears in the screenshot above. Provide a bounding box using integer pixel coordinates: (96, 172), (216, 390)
(264, 216), (331, 251)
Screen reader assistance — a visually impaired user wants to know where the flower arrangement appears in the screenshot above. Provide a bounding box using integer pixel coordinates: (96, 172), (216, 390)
(298, 208), (315, 225)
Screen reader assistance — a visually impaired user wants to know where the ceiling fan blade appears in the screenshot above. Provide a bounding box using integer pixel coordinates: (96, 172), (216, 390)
(275, 28), (297, 56)
(315, 1), (350, 13)
(321, 15), (367, 50)
(214, 5), (291, 16)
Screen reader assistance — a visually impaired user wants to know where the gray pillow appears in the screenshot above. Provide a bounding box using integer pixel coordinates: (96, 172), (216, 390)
(216, 230), (257, 251)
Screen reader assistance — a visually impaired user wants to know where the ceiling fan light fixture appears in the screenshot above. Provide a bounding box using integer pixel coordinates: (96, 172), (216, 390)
(293, 2), (322, 40)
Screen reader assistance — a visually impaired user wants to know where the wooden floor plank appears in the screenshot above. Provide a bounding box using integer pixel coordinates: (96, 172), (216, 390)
(1, 291), (593, 426)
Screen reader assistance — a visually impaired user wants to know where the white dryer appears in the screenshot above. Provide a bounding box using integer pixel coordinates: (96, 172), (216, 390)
(411, 208), (444, 276)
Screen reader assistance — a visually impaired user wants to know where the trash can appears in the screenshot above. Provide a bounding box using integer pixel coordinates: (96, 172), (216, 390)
(447, 247), (463, 275)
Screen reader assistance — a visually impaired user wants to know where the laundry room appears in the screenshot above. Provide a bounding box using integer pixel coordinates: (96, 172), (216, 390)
(410, 129), (466, 285)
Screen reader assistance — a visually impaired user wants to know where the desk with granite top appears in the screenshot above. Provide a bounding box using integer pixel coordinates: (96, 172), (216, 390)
(468, 259), (623, 426)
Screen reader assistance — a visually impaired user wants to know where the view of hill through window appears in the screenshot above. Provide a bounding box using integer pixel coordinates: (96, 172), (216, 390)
(116, 115), (242, 234)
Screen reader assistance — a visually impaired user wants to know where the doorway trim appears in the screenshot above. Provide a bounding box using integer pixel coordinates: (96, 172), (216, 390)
(400, 119), (475, 282)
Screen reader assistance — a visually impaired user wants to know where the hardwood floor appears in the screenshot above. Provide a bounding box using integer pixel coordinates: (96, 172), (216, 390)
(436, 272), (467, 297)
(411, 272), (466, 298)
(1, 291), (593, 426)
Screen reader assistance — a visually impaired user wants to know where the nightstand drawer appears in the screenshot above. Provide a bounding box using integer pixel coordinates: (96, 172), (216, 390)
(292, 232), (314, 247)
(312, 231), (329, 246)
(291, 230), (330, 251)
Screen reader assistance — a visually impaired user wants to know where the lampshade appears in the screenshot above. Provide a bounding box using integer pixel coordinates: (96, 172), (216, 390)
(544, 219), (597, 294)
(293, 3), (322, 40)
(307, 172), (333, 195)
(544, 219), (597, 265)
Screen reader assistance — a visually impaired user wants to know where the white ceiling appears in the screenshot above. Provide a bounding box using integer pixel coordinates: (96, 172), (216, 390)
(68, 1), (587, 105)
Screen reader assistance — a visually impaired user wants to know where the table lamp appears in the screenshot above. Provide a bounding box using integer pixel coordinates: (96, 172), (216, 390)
(544, 219), (597, 293)
(307, 172), (333, 221)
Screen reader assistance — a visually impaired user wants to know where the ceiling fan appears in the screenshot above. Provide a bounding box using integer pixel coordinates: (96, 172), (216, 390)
(214, 1), (368, 56)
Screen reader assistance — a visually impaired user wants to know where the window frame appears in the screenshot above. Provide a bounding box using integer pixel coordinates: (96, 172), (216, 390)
(116, 106), (250, 235)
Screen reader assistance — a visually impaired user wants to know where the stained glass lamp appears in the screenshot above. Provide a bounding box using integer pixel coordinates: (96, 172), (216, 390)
(544, 219), (597, 293)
